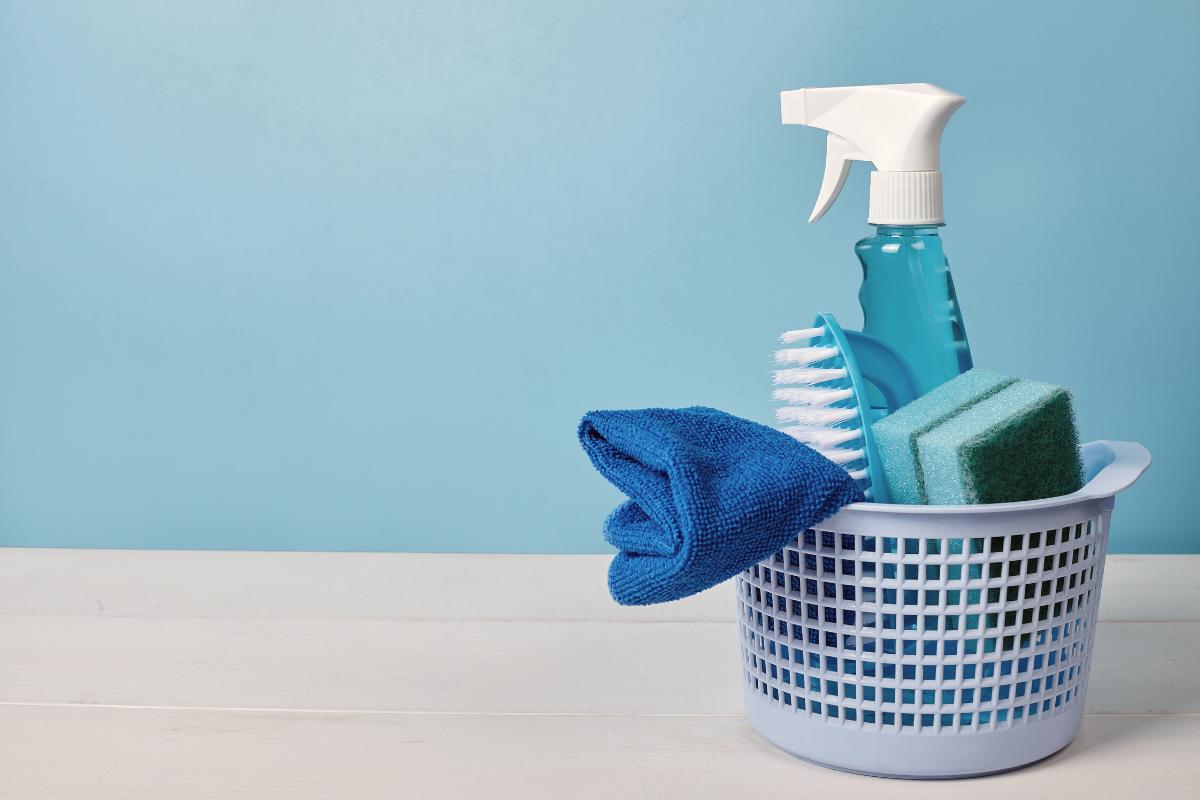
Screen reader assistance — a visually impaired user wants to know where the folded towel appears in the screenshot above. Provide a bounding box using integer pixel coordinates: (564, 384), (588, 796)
(578, 406), (864, 605)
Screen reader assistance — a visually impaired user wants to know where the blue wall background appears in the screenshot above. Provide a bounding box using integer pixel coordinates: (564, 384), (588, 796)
(1, 1), (1196, 552)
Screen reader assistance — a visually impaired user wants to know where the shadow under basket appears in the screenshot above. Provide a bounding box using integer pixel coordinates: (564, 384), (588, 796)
(737, 440), (1151, 779)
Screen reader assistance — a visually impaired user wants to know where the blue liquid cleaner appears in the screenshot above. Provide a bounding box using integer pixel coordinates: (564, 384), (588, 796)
(856, 225), (972, 406)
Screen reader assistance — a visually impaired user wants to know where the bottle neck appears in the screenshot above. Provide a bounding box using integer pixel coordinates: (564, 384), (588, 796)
(872, 224), (942, 237)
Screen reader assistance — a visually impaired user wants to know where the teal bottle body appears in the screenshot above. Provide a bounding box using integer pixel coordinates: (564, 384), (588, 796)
(855, 225), (972, 397)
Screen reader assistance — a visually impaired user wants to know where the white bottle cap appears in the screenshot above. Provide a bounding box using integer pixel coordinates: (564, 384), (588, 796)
(780, 83), (965, 225)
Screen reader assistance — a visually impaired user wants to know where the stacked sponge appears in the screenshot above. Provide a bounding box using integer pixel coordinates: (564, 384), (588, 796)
(873, 369), (1084, 505)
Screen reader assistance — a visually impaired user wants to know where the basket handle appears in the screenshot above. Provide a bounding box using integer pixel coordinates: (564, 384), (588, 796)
(1077, 440), (1151, 500)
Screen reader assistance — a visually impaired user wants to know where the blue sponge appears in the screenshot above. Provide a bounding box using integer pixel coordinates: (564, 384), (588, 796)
(873, 370), (1016, 503)
(918, 380), (1084, 504)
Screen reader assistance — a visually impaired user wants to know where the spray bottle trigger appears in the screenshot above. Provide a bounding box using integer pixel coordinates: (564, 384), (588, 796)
(809, 133), (867, 223)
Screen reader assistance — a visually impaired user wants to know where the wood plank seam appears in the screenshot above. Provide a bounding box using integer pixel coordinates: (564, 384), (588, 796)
(1, 703), (1193, 718)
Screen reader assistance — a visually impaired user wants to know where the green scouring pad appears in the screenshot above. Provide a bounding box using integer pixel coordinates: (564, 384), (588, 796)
(917, 380), (1085, 505)
(873, 369), (1017, 504)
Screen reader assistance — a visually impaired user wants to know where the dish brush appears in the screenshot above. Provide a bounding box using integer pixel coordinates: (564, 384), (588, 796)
(773, 312), (919, 501)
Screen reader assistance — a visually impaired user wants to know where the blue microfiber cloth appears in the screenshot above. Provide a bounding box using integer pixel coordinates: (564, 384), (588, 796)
(578, 406), (864, 605)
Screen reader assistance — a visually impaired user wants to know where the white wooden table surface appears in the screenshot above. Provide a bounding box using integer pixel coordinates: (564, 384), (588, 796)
(1, 550), (1197, 798)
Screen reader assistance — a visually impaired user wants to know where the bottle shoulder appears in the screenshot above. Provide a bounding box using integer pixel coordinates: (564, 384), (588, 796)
(855, 229), (946, 256)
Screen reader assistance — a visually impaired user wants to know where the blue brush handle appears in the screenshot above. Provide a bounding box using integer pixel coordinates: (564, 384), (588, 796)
(844, 329), (922, 413)
(817, 313), (920, 505)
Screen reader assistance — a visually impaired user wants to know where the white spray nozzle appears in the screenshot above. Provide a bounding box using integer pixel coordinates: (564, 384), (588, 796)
(780, 83), (965, 225)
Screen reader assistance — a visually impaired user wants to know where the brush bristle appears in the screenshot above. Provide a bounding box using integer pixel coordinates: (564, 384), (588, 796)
(772, 387), (853, 407)
(774, 346), (839, 366)
(819, 447), (867, 466)
(772, 367), (847, 386)
(776, 406), (858, 425)
(780, 326), (824, 344)
(781, 425), (862, 447)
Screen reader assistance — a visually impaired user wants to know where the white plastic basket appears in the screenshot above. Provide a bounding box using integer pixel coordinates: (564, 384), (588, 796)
(737, 440), (1151, 779)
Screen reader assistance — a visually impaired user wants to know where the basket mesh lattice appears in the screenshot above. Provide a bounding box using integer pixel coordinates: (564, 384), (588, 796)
(738, 513), (1109, 734)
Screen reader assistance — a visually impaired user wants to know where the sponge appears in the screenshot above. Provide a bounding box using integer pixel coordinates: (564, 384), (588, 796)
(873, 369), (1017, 504)
(917, 380), (1085, 504)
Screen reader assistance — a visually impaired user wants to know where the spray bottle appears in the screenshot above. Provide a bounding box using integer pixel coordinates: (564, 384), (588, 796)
(781, 83), (972, 397)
